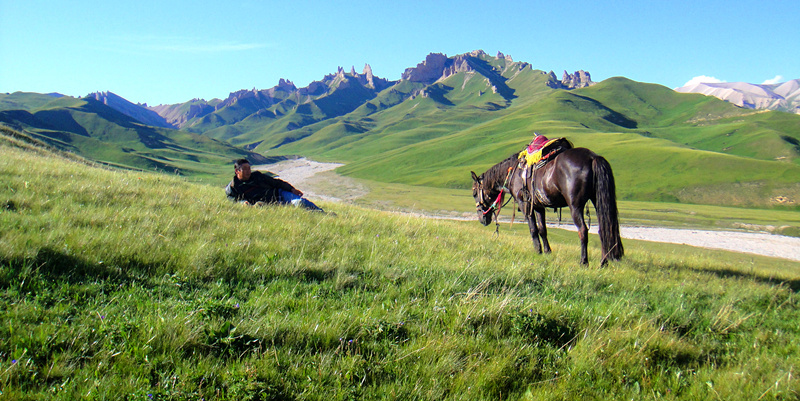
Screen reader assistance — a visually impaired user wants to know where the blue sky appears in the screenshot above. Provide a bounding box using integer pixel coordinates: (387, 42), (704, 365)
(2, 0), (798, 105)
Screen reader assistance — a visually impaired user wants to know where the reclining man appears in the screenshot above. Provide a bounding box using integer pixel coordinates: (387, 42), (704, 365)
(225, 158), (324, 212)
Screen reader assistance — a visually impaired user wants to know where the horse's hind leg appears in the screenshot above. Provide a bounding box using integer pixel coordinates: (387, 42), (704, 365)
(534, 208), (551, 253)
(570, 205), (589, 265)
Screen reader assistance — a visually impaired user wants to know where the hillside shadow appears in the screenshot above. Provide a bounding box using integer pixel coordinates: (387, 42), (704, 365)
(466, 57), (517, 103)
(29, 109), (90, 136)
(0, 247), (163, 289)
(696, 267), (800, 293)
(424, 84), (455, 106)
(781, 135), (800, 154)
(135, 126), (169, 149)
(569, 94), (638, 129)
(655, 261), (800, 293)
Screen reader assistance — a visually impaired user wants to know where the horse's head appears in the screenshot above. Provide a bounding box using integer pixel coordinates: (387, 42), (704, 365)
(471, 171), (495, 226)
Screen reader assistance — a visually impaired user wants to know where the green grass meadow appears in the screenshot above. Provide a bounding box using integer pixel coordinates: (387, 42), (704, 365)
(2, 140), (800, 400)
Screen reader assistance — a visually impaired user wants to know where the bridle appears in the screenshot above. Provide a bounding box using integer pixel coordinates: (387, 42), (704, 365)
(475, 185), (505, 216)
(474, 166), (515, 233)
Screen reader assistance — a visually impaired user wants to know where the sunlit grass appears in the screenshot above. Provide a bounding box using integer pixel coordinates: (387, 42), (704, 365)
(324, 174), (800, 236)
(2, 142), (799, 400)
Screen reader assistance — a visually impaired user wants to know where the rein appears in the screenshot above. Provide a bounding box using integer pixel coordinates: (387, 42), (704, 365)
(477, 166), (515, 235)
(482, 191), (507, 216)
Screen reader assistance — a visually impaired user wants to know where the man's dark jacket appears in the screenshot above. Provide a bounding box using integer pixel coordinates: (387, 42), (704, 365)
(225, 171), (297, 204)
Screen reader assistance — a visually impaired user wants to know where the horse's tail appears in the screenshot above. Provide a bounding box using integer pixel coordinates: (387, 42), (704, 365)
(593, 156), (624, 262)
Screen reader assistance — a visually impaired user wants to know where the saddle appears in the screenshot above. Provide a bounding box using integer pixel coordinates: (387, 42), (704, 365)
(518, 137), (573, 169)
(517, 137), (573, 207)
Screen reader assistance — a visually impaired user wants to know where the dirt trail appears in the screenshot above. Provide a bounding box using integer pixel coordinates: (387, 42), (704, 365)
(558, 223), (800, 262)
(253, 158), (367, 203)
(256, 158), (800, 262)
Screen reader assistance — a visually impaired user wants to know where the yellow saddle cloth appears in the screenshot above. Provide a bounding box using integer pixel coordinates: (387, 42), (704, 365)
(518, 138), (563, 166)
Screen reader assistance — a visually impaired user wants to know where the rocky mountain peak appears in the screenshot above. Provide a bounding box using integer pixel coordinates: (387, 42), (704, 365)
(215, 78), (300, 111)
(400, 51), (492, 84)
(320, 64), (391, 91)
(546, 70), (595, 89)
(401, 53), (449, 83)
(133, 50), (595, 133)
(401, 50), (584, 94)
(89, 91), (124, 106)
(363, 64), (375, 87)
(363, 63), (373, 78)
(562, 70), (594, 89)
(496, 52), (513, 62)
(276, 78), (296, 91)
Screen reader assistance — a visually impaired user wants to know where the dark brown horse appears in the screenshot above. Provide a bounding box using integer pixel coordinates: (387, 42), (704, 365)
(471, 147), (623, 265)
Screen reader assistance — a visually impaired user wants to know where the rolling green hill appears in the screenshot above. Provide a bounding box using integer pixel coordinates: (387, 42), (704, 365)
(2, 128), (799, 400)
(251, 57), (800, 209)
(3, 50), (800, 208)
(0, 93), (273, 182)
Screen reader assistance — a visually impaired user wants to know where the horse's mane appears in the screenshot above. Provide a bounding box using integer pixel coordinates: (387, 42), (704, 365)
(480, 153), (518, 186)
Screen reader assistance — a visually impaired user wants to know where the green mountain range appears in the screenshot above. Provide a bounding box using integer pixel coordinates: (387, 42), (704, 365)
(2, 50), (799, 207)
(0, 93), (271, 181)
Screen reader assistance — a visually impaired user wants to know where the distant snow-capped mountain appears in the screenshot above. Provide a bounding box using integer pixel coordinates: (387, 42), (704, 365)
(675, 79), (800, 114)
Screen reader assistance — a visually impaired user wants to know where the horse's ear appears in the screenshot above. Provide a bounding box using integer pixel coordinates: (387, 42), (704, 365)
(471, 171), (480, 182)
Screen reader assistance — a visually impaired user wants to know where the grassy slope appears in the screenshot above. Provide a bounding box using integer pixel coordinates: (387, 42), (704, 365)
(335, 176), (800, 236)
(2, 133), (799, 400)
(269, 64), (555, 160)
(0, 92), (71, 111)
(197, 76), (385, 149)
(5, 73), (800, 212)
(6, 73), (800, 209)
(265, 75), (800, 208)
(580, 78), (800, 163)
(333, 111), (800, 207)
(0, 96), (270, 184)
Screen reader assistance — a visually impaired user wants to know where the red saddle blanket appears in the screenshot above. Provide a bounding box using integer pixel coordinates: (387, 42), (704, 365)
(518, 137), (573, 167)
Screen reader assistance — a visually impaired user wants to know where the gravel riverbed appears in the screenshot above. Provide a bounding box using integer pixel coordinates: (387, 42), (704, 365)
(256, 158), (800, 262)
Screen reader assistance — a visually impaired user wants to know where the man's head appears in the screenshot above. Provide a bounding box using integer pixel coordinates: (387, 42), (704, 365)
(234, 158), (252, 181)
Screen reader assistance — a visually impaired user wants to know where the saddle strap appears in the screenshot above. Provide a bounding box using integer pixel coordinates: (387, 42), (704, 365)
(534, 147), (565, 169)
(528, 165), (549, 208)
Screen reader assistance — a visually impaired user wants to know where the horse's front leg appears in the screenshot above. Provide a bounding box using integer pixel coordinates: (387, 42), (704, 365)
(570, 205), (589, 265)
(534, 207), (551, 253)
(524, 203), (543, 254)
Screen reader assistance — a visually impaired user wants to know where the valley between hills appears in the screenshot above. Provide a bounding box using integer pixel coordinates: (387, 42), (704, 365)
(2, 49), (799, 220)
(257, 157), (800, 262)
(2, 50), (800, 401)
